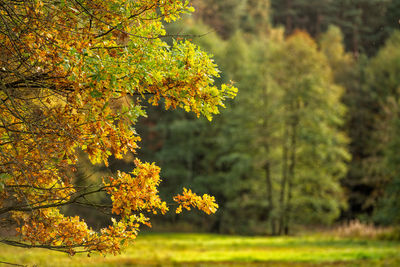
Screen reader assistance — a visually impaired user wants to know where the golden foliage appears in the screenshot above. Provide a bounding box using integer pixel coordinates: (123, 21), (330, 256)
(0, 0), (235, 254)
(174, 188), (218, 215)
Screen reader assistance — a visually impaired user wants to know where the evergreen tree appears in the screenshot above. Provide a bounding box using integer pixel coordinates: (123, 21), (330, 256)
(366, 31), (400, 225)
(271, 0), (392, 55)
(192, 0), (247, 38)
(193, 0), (271, 38)
(319, 26), (373, 220)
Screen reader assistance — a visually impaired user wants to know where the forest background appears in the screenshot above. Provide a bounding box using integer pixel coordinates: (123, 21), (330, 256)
(71, 0), (400, 236)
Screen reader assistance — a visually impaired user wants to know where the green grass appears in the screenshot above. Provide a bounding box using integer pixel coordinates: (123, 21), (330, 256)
(1, 233), (400, 266)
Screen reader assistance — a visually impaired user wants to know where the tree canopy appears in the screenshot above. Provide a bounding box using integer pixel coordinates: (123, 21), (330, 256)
(0, 0), (236, 255)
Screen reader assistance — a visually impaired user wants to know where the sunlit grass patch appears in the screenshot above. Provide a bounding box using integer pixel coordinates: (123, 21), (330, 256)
(1, 233), (400, 266)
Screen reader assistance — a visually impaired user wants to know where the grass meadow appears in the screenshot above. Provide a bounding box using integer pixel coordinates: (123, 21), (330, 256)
(1, 233), (400, 266)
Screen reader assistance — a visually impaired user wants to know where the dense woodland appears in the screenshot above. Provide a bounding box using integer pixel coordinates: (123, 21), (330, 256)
(122, 0), (400, 235)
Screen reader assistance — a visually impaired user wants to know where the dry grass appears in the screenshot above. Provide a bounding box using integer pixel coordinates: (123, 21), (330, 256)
(332, 220), (392, 239)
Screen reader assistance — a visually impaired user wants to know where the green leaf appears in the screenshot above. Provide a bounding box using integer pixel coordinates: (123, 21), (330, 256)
(90, 90), (103, 98)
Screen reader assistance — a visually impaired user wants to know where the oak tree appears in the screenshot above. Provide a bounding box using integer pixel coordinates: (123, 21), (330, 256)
(0, 0), (236, 255)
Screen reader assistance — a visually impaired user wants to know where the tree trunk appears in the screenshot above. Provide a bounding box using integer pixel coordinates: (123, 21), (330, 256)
(264, 161), (276, 235)
(262, 79), (276, 235)
(315, 12), (322, 36)
(285, 0), (293, 33)
(285, 111), (298, 235)
(278, 122), (289, 235)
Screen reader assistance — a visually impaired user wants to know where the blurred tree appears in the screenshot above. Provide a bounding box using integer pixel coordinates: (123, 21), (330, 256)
(271, 0), (392, 55)
(335, 30), (400, 222)
(192, 0), (246, 38)
(366, 31), (400, 225)
(386, 0), (400, 33)
(271, 0), (335, 36)
(331, 0), (390, 56)
(318, 26), (373, 219)
(192, 0), (271, 38)
(270, 31), (349, 233)
(241, 0), (271, 35)
(319, 26), (354, 82)
(245, 37), (279, 235)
